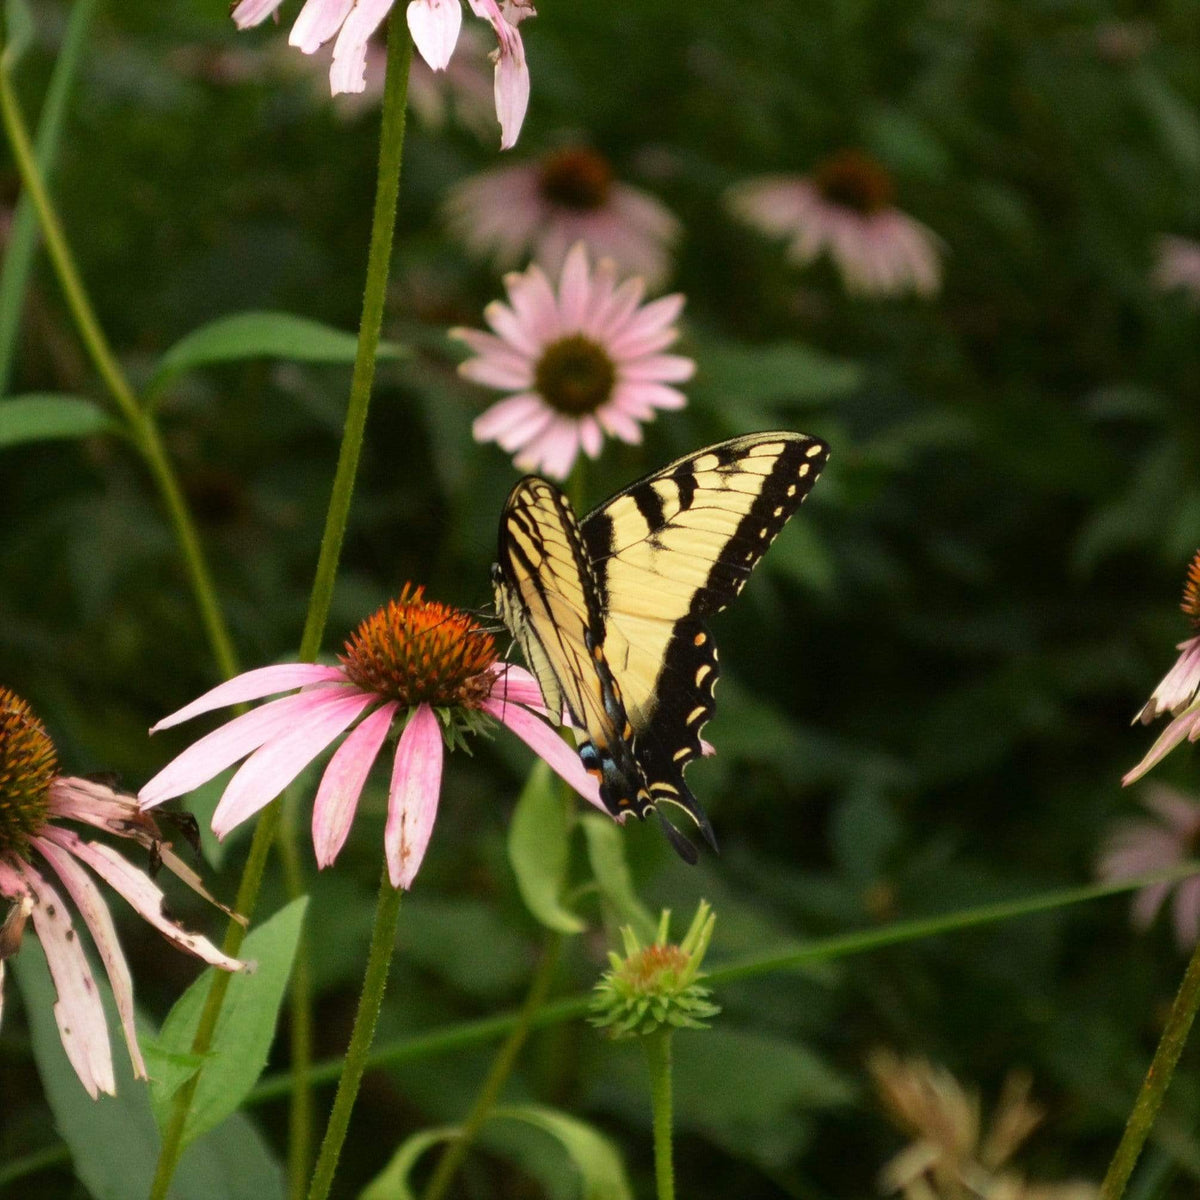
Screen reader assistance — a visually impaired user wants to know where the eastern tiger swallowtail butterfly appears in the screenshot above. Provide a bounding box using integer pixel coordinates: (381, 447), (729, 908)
(492, 431), (829, 862)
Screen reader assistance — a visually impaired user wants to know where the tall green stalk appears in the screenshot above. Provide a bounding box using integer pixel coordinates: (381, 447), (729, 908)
(644, 1032), (675, 1200)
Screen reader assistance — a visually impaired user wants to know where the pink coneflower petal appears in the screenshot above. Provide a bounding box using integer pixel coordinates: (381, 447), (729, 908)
(1137, 637), (1200, 723)
(472, 393), (547, 443)
(33, 835), (146, 1079)
(579, 415), (604, 458)
(385, 704), (445, 889)
(330, 0), (394, 93)
(620, 354), (696, 384)
(1174, 875), (1200, 946)
(459, 349), (534, 389)
(141, 687), (356, 807)
(1124, 707), (1200, 786)
(211, 689), (376, 838)
(558, 243), (592, 330)
(150, 662), (347, 733)
(289, 0), (356, 54)
(407, 0), (463, 71)
(312, 700), (398, 869)
(1131, 880), (1172, 929)
(1143, 782), (1200, 837)
(231, 0), (287, 28)
(483, 697), (603, 811)
(13, 859), (114, 1098)
(488, 664), (551, 711)
(606, 294), (686, 358)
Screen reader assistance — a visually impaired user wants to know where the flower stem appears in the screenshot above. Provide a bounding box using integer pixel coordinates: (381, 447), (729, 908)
(422, 935), (563, 1200)
(644, 1031), (675, 1200)
(307, 870), (404, 1200)
(1100, 934), (1200, 1199)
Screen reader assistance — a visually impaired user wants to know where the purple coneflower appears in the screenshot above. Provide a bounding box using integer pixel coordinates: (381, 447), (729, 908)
(729, 149), (942, 299)
(445, 146), (680, 285)
(1098, 784), (1200, 948)
(453, 242), (693, 480)
(1125, 549), (1200, 785)
(231, 0), (532, 148)
(0, 688), (243, 1098)
(139, 585), (602, 890)
(1152, 235), (1200, 305)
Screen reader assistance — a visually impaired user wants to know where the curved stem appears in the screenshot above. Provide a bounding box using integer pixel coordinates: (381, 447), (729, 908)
(1100, 935), (1200, 1199)
(644, 1032), (675, 1200)
(307, 870), (404, 1200)
(422, 935), (563, 1200)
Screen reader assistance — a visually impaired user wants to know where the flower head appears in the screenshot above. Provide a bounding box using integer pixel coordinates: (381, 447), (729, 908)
(231, 0), (532, 147)
(1125, 550), (1200, 785)
(453, 243), (693, 479)
(139, 585), (602, 890)
(729, 149), (942, 298)
(590, 901), (719, 1039)
(0, 687), (243, 1099)
(1152, 235), (1200, 305)
(445, 146), (681, 285)
(1097, 784), (1200, 948)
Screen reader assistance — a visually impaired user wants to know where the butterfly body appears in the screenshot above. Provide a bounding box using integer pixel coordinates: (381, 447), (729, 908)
(492, 432), (829, 860)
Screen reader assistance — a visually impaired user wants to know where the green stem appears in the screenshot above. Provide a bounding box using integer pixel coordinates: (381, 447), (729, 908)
(245, 860), (1200, 1103)
(422, 936), (563, 1200)
(298, 16), (411, 663)
(1100, 934), (1200, 1199)
(644, 1032), (675, 1200)
(307, 871), (404, 1200)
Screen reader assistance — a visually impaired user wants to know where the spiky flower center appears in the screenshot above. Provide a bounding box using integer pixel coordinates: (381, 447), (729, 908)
(339, 584), (498, 708)
(538, 147), (614, 211)
(621, 942), (690, 993)
(0, 688), (55, 859)
(535, 334), (617, 416)
(1181, 549), (1200, 627)
(813, 149), (896, 215)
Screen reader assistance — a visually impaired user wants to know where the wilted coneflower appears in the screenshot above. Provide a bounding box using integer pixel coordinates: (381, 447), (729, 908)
(453, 242), (693, 479)
(231, 0), (532, 148)
(1097, 784), (1200, 948)
(869, 1050), (1097, 1200)
(1125, 549), (1200, 785)
(729, 149), (943, 299)
(0, 687), (243, 1099)
(139, 585), (603, 890)
(1152, 235), (1200, 305)
(445, 146), (681, 285)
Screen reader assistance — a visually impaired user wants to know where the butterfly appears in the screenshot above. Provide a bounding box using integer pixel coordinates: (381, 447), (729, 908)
(491, 431), (829, 862)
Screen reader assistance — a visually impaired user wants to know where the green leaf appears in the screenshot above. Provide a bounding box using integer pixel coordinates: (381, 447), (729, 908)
(13, 942), (284, 1200)
(581, 814), (655, 942)
(508, 760), (586, 934)
(691, 338), (862, 409)
(2, 0), (35, 67)
(0, 394), (118, 449)
(149, 896), (308, 1146)
(360, 1126), (461, 1200)
(149, 311), (408, 392)
(490, 1105), (633, 1200)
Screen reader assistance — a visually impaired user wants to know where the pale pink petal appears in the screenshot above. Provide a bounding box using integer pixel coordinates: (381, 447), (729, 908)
(472, 392), (548, 443)
(384, 704), (445, 889)
(596, 403), (644, 444)
(1138, 638), (1200, 723)
(458, 350), (535, 390)
(487, 664), (551, 711)
(579, 415), (604, 458)
(330, 0), (395, 94)
(1124, 708), (1200, 785)
(312, 701), (398, 868)
(515, 417), (580, 481)
(289, 0), (356, 53)
(407, 0), (462, 70)
(619, 353), (695, 384)
(485, 299), (541, 356)
(212, 691), (377, 838)
(613, 381), (686, 414)
(18, 861), (114, 1098)
(606, 293), (686, 358)
(483, 697), (605, 812)
(592, 276), (646, 341)
(140, 687), (358, 807)
(1174, 875), (1200, 947)
(1142, 783), (1200, 838)
(150, 663), (348, 733)
(506, 263), (562, 339)
(1132, 881), (1172, 929)
(232, 0), (287, 28)
(558, 243), (592, 331)
(33, 836), (146, 1079)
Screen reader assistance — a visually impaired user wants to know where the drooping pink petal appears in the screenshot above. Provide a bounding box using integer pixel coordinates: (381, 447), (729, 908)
(17, 860), (114, 1099)
(150, 662), (348, 733)
(330, 0), (395, 93)
(313, 701), (398, 868)
(289, 0), (357, 53)
(212, 690), (377, 838)
(1174, 874), (1200, 947)
(407, 0), (462, 70)
(483, 697), (604, 812)
(140, 687), (358, 808)
(1137, 637), (1200, 723)
(384, 704), (445, 889)
(1142, 783), (1200, 838)
(33, 836), (146, 1079)
(1124, 707), (1200, 786)
(1131, 880), (1172, 930)
(231, 0), (287, 29)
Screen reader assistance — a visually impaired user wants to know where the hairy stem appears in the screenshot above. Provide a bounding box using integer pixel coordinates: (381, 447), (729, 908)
(644, 1032), (675, 1200)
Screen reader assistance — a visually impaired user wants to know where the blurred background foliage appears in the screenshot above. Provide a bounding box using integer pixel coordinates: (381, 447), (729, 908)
(1, 0), (1199, 1195)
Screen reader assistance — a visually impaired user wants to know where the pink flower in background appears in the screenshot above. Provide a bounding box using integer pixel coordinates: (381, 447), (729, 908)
(0, 688), (243, 1099)
(729, 149), (942, 299)
(1125, 549), (1200, 785)
(139, 586), (602, 890)
(1153, 235), (1200, 305)
(453, 243), (693, 479)
(1097, 785), (1200, 948)
(445, 146), (681, 285)
(231, 0), (532, 147)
